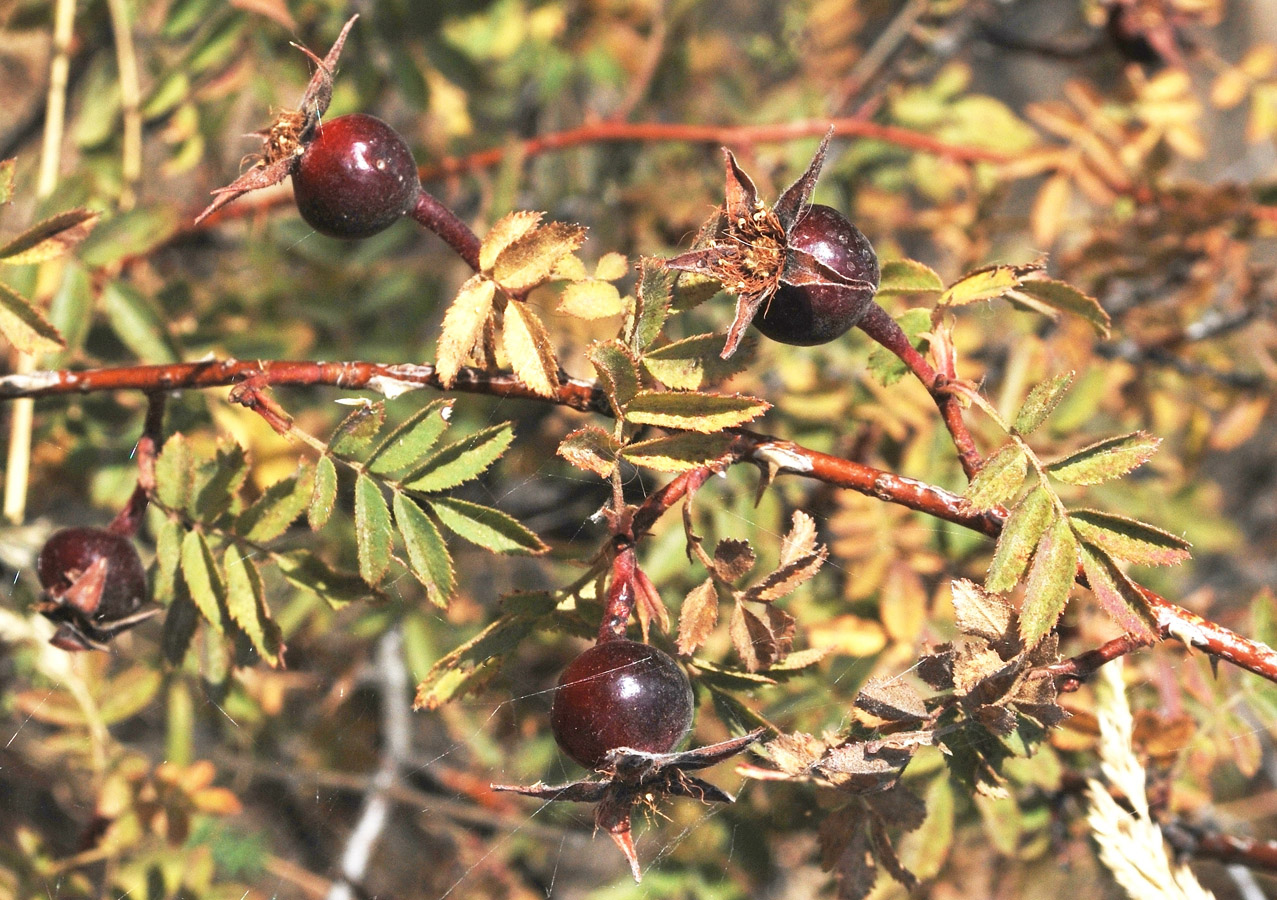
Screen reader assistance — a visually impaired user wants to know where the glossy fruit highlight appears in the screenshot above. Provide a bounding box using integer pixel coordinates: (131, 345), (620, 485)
(292, 113), (421, 239)
(550, 640), (694, 769)
(753, 204), (880, 346)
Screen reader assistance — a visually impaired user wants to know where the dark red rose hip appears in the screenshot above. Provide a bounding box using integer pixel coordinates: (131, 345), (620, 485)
(550, 640), (695, 769)
(292, 113), (421, 239)
(37, 526), (152, 651)
(753, 204), (880, 346)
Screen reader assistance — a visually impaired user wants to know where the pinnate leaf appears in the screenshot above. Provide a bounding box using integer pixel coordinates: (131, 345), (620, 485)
(223, 545), (283, 666)
(940, 264), (1022, 306)
(556, 279), (624, 319)
(309, 454), (338, 530)
(1046, 431), (1160, 485)
(630, 257), (672, 351)
(624, 389), (769, 433)
(0, 208), (100, 265)
(1069, 509), (1191, 567)
(328, 401), (385, 456)
(1019, 513), (1079, 646)
(587, 339), (639, 412)
(402, 421), (514, 493)
(238, 466), (313, 543)
(620, 431), (733, 472)
(428, 496), (548, 555)
(986, 487), (1053, 592)
(877, 258), (944, 294)
(491, 221), (586, 292)
(557, 426), (619, 478)
(479, 211), (542, 272)
(677, 578), (720, 656)
(642, 332), (755, 390)
(1014, 371), (1074, 436)
(436, 275), (495, 387)
(0, 280), (65, 355)
(1078, 542), (1159, 640)
(354, 473), (392, 585)
(180, 530), (225, 632)
(393, 491), (454, 607)
(963, 442), (1027, 511)
(502, 300), (560, 397)
(1011, 279), (1110, 338)
(367, 399), (454, 476)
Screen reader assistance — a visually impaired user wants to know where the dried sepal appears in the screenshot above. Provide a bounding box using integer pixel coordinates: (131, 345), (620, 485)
(194, 15), (359, 224)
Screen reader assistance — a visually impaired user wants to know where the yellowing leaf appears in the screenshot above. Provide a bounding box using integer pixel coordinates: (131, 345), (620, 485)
(587, 339), (639, 413)
(624, 389), (769, 433)
(620, 431), (733, 472)
(1068, 510), (1191, 567)
(479, 210), (542, 272)
(556, 280), (624, 319)
(940, 264), (1022, 306)
(0, 208), (100, 265)
(1031, 173), (1071, 248)
(878, 258), (944, 294)
(594, 251), (629, 281)
(502, 300), (560, 397)
(492, 221), (586, 292)
(0, 280), (65, 355)
(557, 426), (619, 478)
(1014, 371), (1074, 436)
(436, 274), (495, 387)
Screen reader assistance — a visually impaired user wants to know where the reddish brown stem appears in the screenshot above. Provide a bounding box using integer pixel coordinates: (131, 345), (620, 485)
(410, 189), (481, 271)
(599, 544), (637, 643)
(417, 118), (1011, 183)
(108, 391), (166, 538)
(856, 303), (983, 480)
(1163, 822), (1277, 873)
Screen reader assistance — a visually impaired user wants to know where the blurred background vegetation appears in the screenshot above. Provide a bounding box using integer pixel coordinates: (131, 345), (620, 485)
(3, 0), (1277, 897)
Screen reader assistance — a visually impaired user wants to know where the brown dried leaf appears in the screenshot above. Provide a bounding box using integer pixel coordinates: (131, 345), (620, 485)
(764, 731), (827, 776)
(743, 550), (826, 604)
(556, 426), (619, 478)
(436, 275), (495, 387)
(502, 301), (560, 397)
(713, 539), (756, 582)
(950, 578), (1014, 643)
(855, 676), (928, 722)
(0, 209), (100, 265)
(677, 578), (719, 656)
(780, 510), (819, 567)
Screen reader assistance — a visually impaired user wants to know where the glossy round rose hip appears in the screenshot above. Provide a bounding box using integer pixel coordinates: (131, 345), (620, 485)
(292, 113), (421, 238)
(754, 204), (880, 346)
(38, 527), (148, 616)
(550, 640), (695, 769)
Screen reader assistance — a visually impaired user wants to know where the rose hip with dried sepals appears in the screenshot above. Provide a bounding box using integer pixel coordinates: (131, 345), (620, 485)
(36, 526), (155, 651)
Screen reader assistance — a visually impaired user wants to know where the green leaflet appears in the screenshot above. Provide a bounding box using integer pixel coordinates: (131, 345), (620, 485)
(161, 589), (200, 666)
(192, 442), (248, 524)
(630, 257), (672, 352)
(1068, 509), (1191, 567)
(354, 473), (392, 585)
(986, 487), (1054, 592)
(367, 399), (455, 476)
(180, 529), (225, 632)
(155, 433), (193, 514)
(1013, 372), (1074, 436)
(624, 390), (769, 433)
(587, 339), (639, 413)
(238, 466), (314, 543)
(276, 552), (371, 609)
(428, 495), (548, 555)
(393, 491), (454, 607)
(309, 454), (338, 530)
(1019, 513), (1078, 646)
(329, 402), (386, 456)
(401, 421), (514, 493)
(1046, 432), (1160, 485)
(1011, 279), (1110, 338)
(642, 332), (755, 391)
(620, 432), (733, 473)
(963, 442), (1027, 512)
(877, 258), (944, 294)
(222, 545), (283, 667)
(152, 517), (183, 604)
